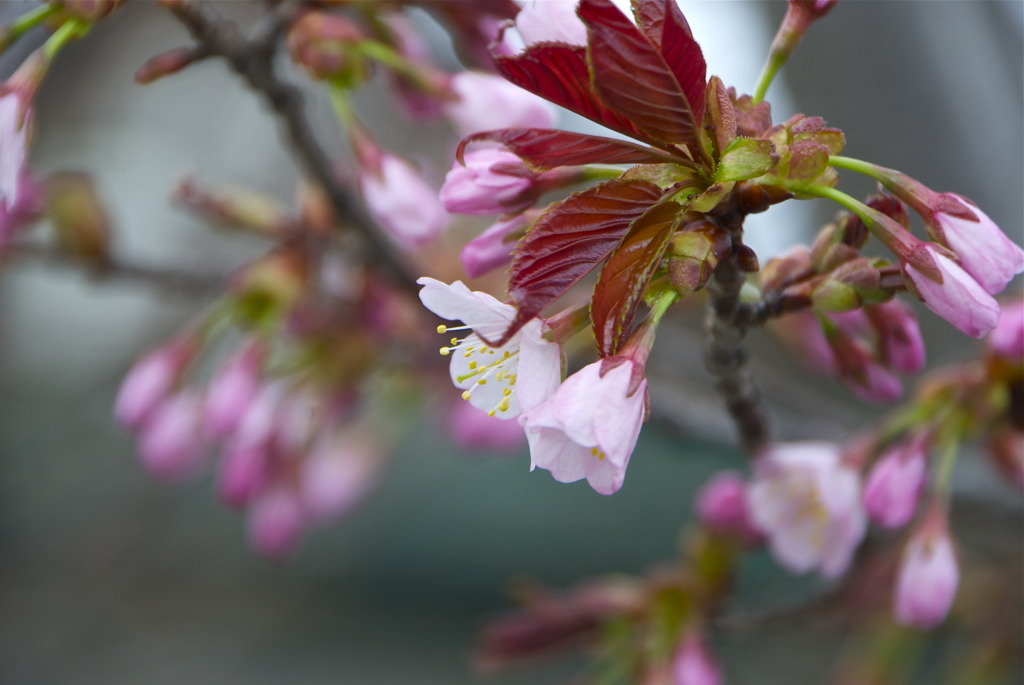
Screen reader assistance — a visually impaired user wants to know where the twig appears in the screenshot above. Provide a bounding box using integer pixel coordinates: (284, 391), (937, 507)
(165, 0), (417, 289)
(8, 243), (222, 297)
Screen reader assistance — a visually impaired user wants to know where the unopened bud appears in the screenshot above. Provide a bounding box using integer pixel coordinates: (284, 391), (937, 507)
(287, 11), (370, 85)
(135, 46), (204, 84)
(177, 179), (292, 236)
(46, 172), (111, 263)
(812, 258), (882, 311)
(231, 249), (309, 325)
(760, 246), (812, 292)
(668, 221), (731, 297)
(810, 222), (861, 271)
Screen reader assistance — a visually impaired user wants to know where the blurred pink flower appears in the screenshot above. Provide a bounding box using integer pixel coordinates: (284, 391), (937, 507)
(217, 443), (271, 508)
(0, 91), (30, 215)
(747, 442), (866, 579)
(418, 277), (562, 418)
(671, 635), (722, 685)
(298, 430), (384, 523)
(204, 339), (266, 439)
(862, 437), (927, 529)
(447, 398), (526, 452)
(441, 148), (539, 216)
(988, 299), (1024, 361)
(137, 390), (208, 482)
(866, 299), (925, 374)
(894, 517), (959, 629)
(444, 71), (556, 136)
(460, 212), (532, 278)
(247, 486), (305, 560)
(520, 359), (645, 495)
(904, 246), (1000, 338)
(115, 338), (195, 431)
(359, 153), (448, 248)
(694, 470), (761, 544)
(515, 0), (588, 48)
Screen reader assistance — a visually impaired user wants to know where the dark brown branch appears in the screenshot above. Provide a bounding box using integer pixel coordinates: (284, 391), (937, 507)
(165, 0), (417, 289)
(8, 243), (222, 297)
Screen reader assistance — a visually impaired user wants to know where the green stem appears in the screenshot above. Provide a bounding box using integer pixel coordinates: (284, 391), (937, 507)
(326, 81), (356, 130)
(648, 287), (679, 327)
(799, 183), (869, 218)
(752, 53), (784, 104)
(5, 3), (62, 46)
(356, 39), (450, 98)
(828, 155), (884, 178)
(43, 18), (88, 60)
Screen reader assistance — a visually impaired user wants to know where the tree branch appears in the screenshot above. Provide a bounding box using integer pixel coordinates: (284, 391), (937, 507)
(165, 0), (417, 289)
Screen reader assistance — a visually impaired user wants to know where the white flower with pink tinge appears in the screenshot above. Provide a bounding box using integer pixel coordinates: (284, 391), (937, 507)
(418, 277), (562, 420)
(746, 442), (866, 579)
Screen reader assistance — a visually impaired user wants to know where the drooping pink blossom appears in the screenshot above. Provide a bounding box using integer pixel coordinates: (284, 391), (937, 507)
(694, 470), (761, 545)
(988, 299), (1024, 362)
(894, 518), (959, 629)
(866, 299), (926, 374)
(460, 212), (533, 278)
(746, 442), (866, 579)
(514, 0), (588, 48)
(519, 359), (646, 495)
(217, 443), (272, 508)
(670, 635), (722, 685)
(137, 390), (208, 482)
(114, 338), (196, 431)
(204, 339), (266, 439)
(447, 398), (526, 452)
(862, 437), (928, 529)
(443, 71), (556, 137)
(247, 485), (305, 560)
(824, 324), (903, 404)
(358, 153), (448, 248)
(928, 195), (1024, 295)
(297, 430), (384, 523)
(0, 91), (30, 215)
(903, 246), (1000, 338)
(440, 148), (540, 216)
(418, 277), (562, 419)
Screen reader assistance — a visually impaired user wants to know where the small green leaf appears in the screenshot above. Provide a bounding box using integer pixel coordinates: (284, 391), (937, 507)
(715, 138), (777, 182)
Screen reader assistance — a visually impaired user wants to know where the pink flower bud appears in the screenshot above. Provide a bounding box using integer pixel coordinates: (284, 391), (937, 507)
(298, 432), (383, 523)
(441, 148), (538, 216)
(115, 340), (195, 431)
(447, 398), (527, 452)
(0, 90), (34, 230)
(824, 323), (903, 403)
(515, 0), (588, 48)
(866, 299), (925, 374)
(929, 195), (1024, 296)
(247, 486), (305, 560)
(205, 340), (266, 439)
(904, 246), (1000, 338)
(671, 636), (722, 685)
(443, 71), (556, 137)
(359, 153), (448, 248)
(694, 470), (761, 544)
(217, 444), (271, 508)
(459, 213), (532, 278)
(862, 438), (927, 529)
(894, 521), (959, 629)
(137, 390), (207, 482)
(988, 299), (1024, 362)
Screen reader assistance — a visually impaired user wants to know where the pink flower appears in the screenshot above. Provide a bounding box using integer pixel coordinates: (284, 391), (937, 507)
(694, 470), (761, 544)
(460, 212), (532, 278)
(929, 195), (1024, 296)
(297, 430), (383, 523)
(217, 443), (271, 508)
(515, 0), (588, 48)
(359, 153), (448, 248)
(137, 390), (208, 482)
(519, 359), (646, 495)
(866, 299), (925, 374)
(747, 442), (866, 579)
(824, 324), (903, 404)
(862, 437), (927, 529)
(204, 339), (265, 439)
(114, 339), (195, 431)
(441, 148), (539, 216)
(670, 635), (722, 685)
(894, 520), (959, 629)
(418, 277), (562, 419)
(988, 299), (1024, 362)
(904, 246), (1000, 338)
(447, 398), (526, 452)
(0, 91), (31, 215)
(247, 486), (305, 560)
(443, 71), (556, 136)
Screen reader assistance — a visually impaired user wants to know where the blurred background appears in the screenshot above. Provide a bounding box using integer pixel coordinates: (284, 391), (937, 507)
(0, 1), (1021, 683)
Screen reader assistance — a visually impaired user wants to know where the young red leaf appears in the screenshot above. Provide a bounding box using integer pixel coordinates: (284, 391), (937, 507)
(591, 198), (684, 356)
(631, 0), (707, 122)
(578, 0), (697, 146)
(458, 129), (683, 171)
(490, 180), (666, 348)
(495, 44), (656, 146)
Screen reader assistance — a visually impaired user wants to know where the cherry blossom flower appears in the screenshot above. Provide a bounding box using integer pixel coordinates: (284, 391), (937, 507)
(671, 635), (722, 685)
(988, 299), (1024, 361)
(440, 147), (544, 216)
(746, 442), (866, 579)
(447, 398), (526, 452)
(862, 436), (927, 529)
(903, 246), (1000, 338)
(298, 429), (384, 523)
(137, 390), (208, 482)
(358, 153), (448, 248)
(866, 299), (925, 374)
(247, 485), (305, 560)
(460, 212), (533, 278)
(115, 338), (196, 431)
(894, 517), (959, 629)
(204, 339), (266, 439)
(418, 277), (562, 419)
(928, 195), (1024, 295)
(519, 358), (646, 495)
(514, 0), (588, 49)
(444, 71), (556, 136)
(695, 470), (761, 544)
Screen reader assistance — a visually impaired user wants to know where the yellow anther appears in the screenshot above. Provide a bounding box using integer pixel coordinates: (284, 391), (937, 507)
(503, 388), (512, 397)
(503, 351), (511, 359)
(590, 447), (599, 456)
(437, 325), (447, 334)
(461, 390), (471, 400)
(487, 409), (496, 417)
(468, 361), (477, 370)
(450, 337), (459, 346)
(439, 347), (451, 356)
(498, 399), (510, 412)
(478, 379), (487, 385)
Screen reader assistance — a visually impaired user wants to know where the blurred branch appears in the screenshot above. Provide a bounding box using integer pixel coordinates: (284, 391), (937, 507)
(165, 0), (417, 289)
(8, 243), (222, 297)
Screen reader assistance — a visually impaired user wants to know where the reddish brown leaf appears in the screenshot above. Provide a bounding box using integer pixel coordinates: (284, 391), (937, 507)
(458, 129), (683, 171)
(487, 180), (666, 348)
(495, 44), (656, 146)
(631, 0), (707, 121)
(591, 199), (684, 356)
(579, 0), (696, 146)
